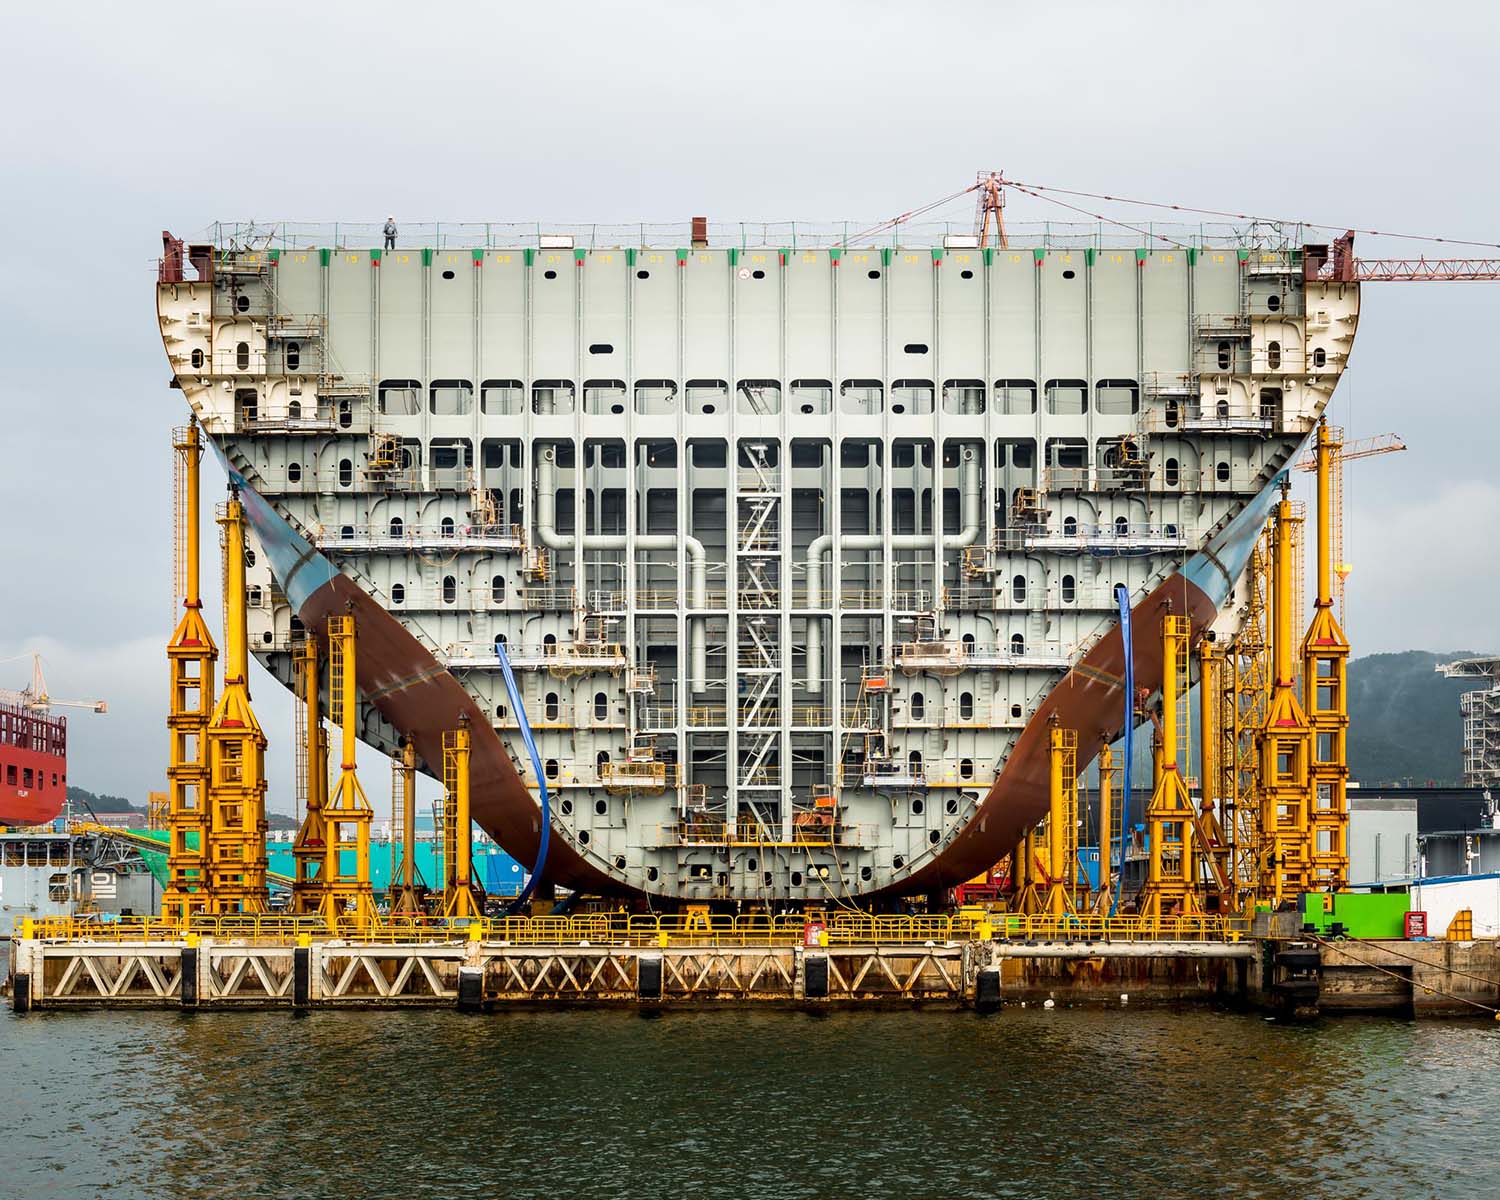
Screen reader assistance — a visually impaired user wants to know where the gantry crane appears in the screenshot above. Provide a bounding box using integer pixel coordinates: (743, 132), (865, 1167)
(0, 655), (107, 716)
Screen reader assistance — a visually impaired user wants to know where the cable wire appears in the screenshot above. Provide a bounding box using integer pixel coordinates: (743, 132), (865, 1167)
(1003, 178), (1500, 251)
(1308, 934), (1500, 1017)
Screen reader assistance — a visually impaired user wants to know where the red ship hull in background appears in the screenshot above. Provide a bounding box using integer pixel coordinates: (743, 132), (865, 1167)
(0, 701), (68, 826)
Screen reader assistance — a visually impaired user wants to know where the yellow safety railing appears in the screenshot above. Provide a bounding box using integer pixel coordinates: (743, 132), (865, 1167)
(15, 910), (1251, 947)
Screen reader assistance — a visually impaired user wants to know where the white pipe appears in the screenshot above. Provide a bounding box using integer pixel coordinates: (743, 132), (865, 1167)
(536, 449), (709, 691)
(805, 448), (982, 693)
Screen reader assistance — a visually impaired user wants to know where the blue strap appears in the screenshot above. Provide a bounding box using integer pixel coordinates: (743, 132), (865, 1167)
(494, 642), (551, 912)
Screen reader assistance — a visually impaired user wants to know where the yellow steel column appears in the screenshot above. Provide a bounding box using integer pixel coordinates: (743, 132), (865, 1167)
(1095, 741), (1114, 911)
(1197, 638), (1232, 899)
(389, 738), (423, 915)
(164, 420), (218, 924)
(1137, 613), (1199, 917)
(1007, 837), (1027, 910)
(320, 614), (376, 931)
(1041, 719), (1078, 916)
(1259, 489), (1313, 903)
(442, 718), (483, 920)
(1303, 421), (1352, 890)
(203, 491), (269, 914)
(291, 638), (329, 914)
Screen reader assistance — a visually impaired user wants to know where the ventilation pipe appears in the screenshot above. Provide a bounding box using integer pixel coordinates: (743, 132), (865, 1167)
(536, 448), (709, 691)
(804, 446), (982, 693)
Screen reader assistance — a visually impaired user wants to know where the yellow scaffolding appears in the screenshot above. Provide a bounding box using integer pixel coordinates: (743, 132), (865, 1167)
(1093, 740), (1117, 912)
(1041, 721), (1079, 916)
(203, 493), (269, 915)
(1258, 489), (1314, 902)
(1302, 422), (1352, 890)
(163, 420), (218, 923)
(441, 720), (483, 920)
(1137, 613), (1201, 917)
(389, 738), (424, 915)
(318, 614), (376, 931)
(291, 638), (330, 914)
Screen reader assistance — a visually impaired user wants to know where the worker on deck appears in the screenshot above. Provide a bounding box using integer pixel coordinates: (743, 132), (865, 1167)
(383, 216), (398, 250)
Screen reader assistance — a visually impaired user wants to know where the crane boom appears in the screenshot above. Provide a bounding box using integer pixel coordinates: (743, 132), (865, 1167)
(0, 654), (108, 715)
(1294, 432), (1406, 472)
(1355, 258), (1500, 281)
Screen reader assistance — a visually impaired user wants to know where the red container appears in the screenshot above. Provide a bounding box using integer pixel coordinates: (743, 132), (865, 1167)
(1404, 911), (1428, 938)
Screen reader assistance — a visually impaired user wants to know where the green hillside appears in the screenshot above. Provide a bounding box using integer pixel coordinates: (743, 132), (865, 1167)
(1348, 650), (1478, 786)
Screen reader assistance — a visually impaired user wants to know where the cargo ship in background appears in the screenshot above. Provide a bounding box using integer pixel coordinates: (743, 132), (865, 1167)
(0, 655), (107, 828)
(155, 205), (1359, 904)
(0, 702), (68, 826)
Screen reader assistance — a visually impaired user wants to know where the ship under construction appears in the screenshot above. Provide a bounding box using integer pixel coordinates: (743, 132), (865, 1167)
(154, 201), (1364, 906)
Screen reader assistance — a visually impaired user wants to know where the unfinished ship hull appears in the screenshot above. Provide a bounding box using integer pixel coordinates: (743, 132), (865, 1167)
(157, 224), (1359, 902)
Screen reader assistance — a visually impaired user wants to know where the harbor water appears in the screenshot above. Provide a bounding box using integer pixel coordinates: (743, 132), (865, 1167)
(5, 1007), (1497, 1199)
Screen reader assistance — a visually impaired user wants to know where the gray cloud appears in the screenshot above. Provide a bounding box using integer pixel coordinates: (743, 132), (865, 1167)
(3, 0), (1498, 803)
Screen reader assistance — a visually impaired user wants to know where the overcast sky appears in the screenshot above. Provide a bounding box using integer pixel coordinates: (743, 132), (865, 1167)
(2, 0), (1497, 809)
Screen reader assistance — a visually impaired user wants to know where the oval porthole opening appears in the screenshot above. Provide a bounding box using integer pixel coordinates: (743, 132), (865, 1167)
(929, 830), (941, 845)
(751, 269), (765, 279)
(701, 404), (715, 414)
(1062, 269), (1076, 279)
(636, 269), (650, 280)
(893, 855), (905, 870)
(543, 269), (557, 280)
(960, 269), (974, 279)
(868, 269), (881, 280)
(441, 269), (455, 280)
(560, 797), (573, 815)
(594, 799), (607, 815)
(647, 866), (659, 882)
(613, 855), (626, 870)
(892, 404), (905, 414)
(860, 866), (873, 881)
(578, 830), (590, 845)
(800, 404), (815, 414)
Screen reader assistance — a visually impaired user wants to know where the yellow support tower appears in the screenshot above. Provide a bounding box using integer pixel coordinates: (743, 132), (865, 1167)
(1093, 740), (1117, 912)
(1197, 638), (1233, 895)
(1303, 421), (1351, 890)
(203, 491), (269, 914)
(1221, 529), (1273, 908)
(1011, 825), (1043, 915)
(164, 420), (218, 924)
(1041, 719), (1079, 915)
(441, 718), (484, 920)
(389, 738), (424, 915)
(320, 614), (377, 931)
(291, 637), (330, 914)
(1258, 487), (1314, 903)
(1137, 612), (1201, 917)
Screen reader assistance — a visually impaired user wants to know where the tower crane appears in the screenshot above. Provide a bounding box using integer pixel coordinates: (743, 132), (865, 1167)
(1293, 431), (1407, 624)
(0, 654), (107, 716)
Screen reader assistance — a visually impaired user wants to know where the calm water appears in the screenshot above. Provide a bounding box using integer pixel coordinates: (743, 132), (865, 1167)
(5, 1006), (1499, 1199)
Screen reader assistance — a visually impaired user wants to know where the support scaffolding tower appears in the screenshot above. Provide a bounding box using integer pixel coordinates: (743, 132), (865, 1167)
(319, 614), (376, 929)
(163, 421), (217, 923)
(203, 492), (269, 914)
